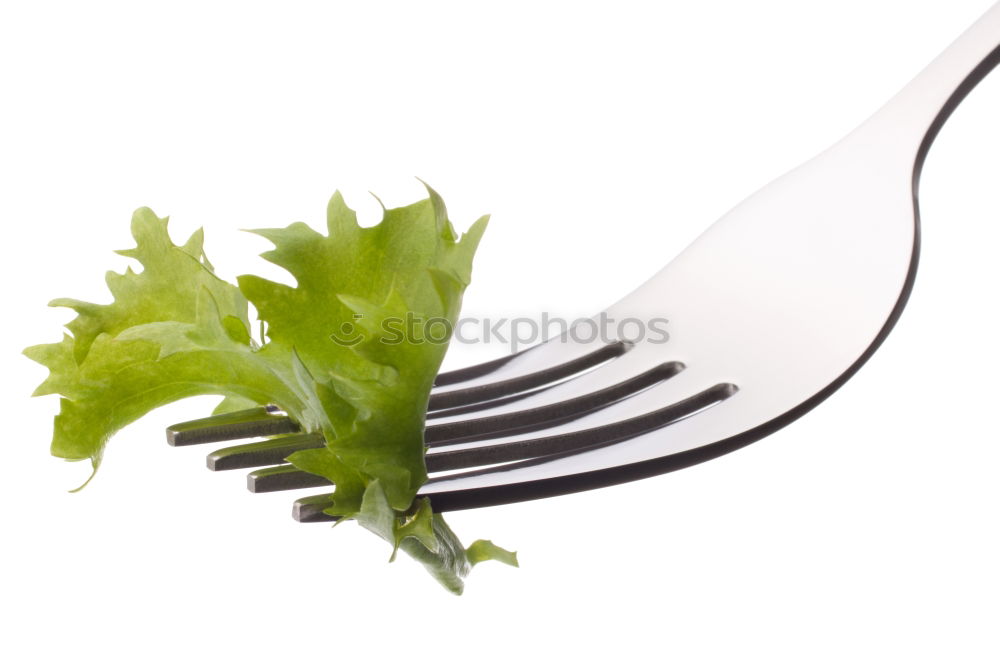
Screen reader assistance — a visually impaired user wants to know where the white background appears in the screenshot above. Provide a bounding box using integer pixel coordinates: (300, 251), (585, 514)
(2, 1), (999, 664)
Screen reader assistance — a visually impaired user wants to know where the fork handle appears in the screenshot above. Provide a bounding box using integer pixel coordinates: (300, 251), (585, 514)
(858, 1), (1000, 163)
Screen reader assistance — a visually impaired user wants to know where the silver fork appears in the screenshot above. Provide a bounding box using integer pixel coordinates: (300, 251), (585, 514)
(167, 3), (1000, 523)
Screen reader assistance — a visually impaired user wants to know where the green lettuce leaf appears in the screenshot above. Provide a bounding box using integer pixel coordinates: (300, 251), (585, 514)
(240, 189), (487, 515)
(25, 188), (515, 593)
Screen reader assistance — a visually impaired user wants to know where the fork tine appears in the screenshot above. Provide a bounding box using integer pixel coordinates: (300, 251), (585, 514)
(428, 383), (737, 480)
(206, 432), (325, 470)
(247, 464), (329, 492)
(237, 361), (686, 491)
(186, 357), (688, 487)
(424, 361), (682, 445)
(166, 406), (298, 446)
(293, 494), (337, 523)
(427, 341), (630, 410)
(288, 382), (738, 519)
(166, 341), (634, 447)
(212, 372), (690, 475)
(432, 346), (526, 387)
(426, 384), (733, 471)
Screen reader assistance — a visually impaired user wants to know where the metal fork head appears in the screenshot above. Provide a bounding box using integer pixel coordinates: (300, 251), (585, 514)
(167, 340), (739, 520)
(167, 6), (1000, 521)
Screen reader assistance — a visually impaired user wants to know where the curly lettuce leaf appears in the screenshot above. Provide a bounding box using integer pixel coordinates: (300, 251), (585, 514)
(24, 211), (309, 482)
(25, 189), (514, 593)
(241, 189), (487, 514)
(49, 209), (250, 365)
(356, 481), (518, 593)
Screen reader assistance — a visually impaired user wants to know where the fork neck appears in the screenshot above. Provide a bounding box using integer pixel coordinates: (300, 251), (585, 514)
(853, 1), (1000, 177)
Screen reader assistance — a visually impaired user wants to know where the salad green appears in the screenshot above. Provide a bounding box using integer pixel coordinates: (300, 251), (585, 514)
(25, 187), (517, 594)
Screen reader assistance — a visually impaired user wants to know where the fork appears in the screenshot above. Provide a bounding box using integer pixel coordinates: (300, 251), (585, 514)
(166, 3), (1000, 523)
